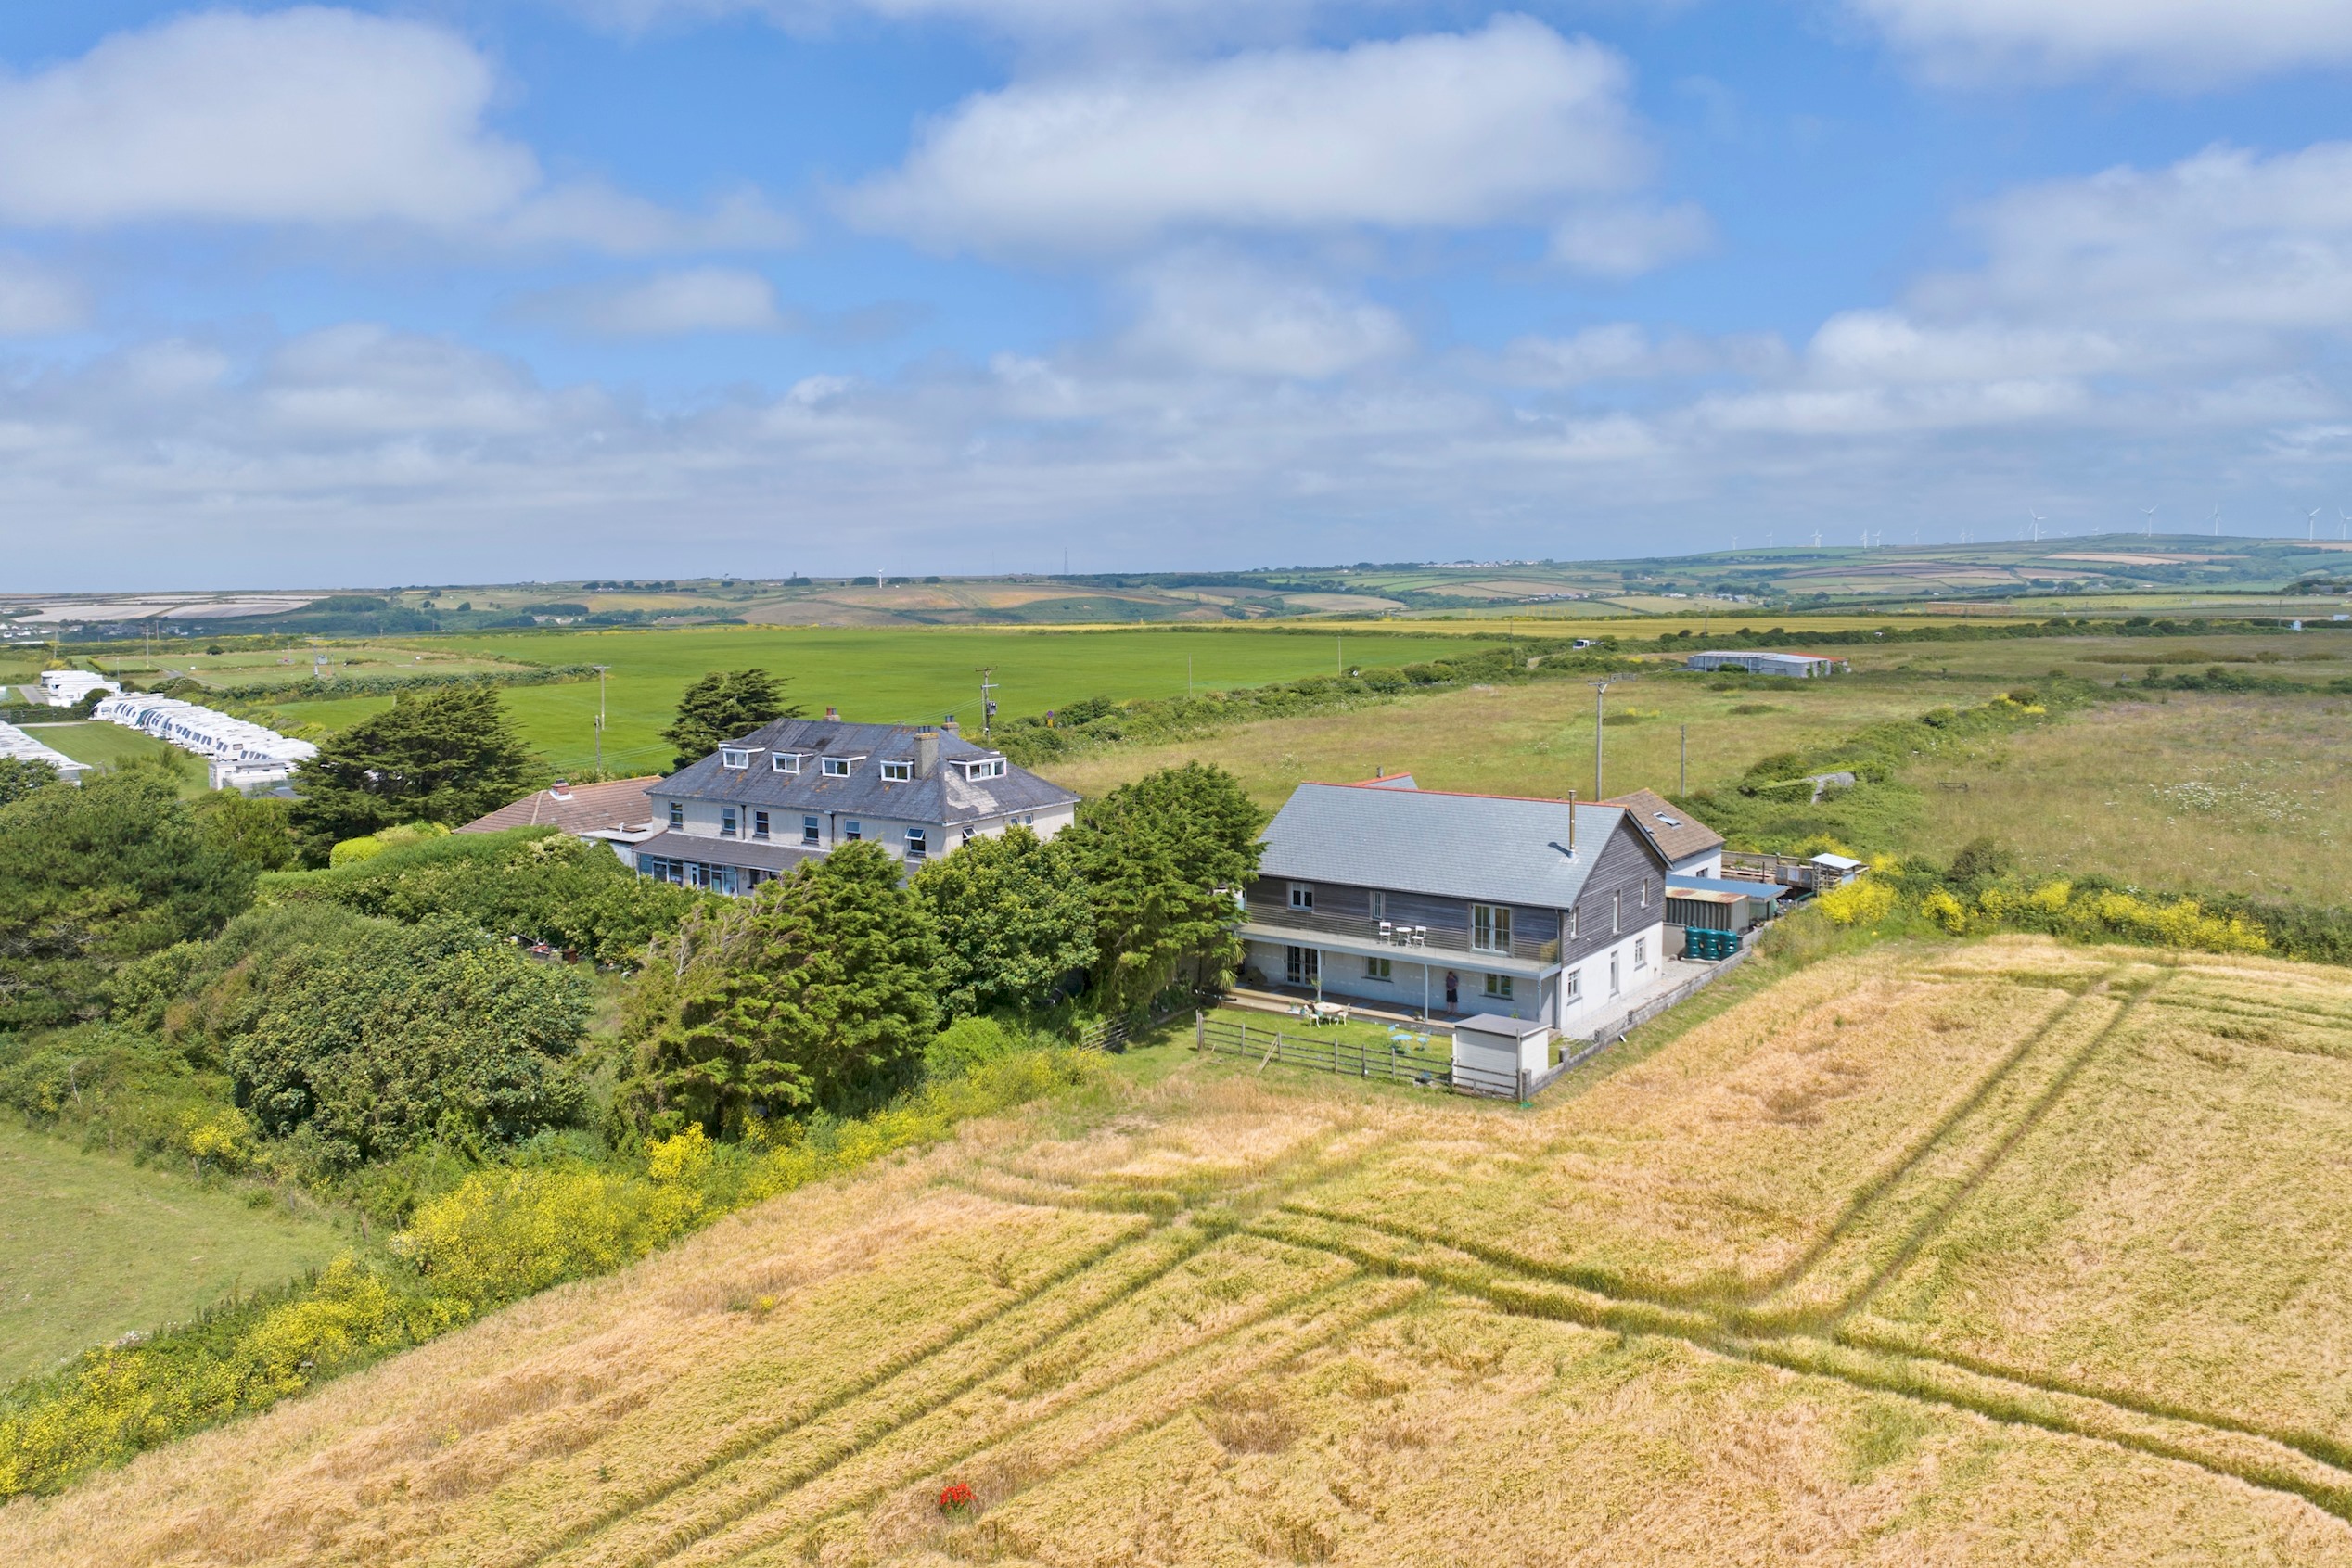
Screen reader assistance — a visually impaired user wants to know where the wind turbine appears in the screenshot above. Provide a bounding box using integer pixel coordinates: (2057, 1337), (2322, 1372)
(2339, 506), (2349, 542)
(2028, 510), (2045, 543)
(2307, 506), (2322, 542)
(1810, 529), (1822, 547)
(2142, 505), (2157, 539)
(2208, 504), (2221, 537)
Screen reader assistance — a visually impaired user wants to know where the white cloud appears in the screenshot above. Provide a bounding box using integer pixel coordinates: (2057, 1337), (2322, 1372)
(0, 8), (793, 253)
(1847, 0), (2352, 85)
(1547, 201), (1712, 278)
(1118, 252), (1409, 376)
(843, 17), (1648, 252)
(0, 254), (85, 335)
(530, 268), (787, 336)
(0, 8), (536, 228)
(1493, 324), (1787, 386)
(1933, 143), (2352, 331)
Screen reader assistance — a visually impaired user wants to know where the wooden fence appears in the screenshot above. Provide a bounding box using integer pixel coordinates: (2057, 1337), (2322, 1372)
(1195, 1013), (1457, 1089)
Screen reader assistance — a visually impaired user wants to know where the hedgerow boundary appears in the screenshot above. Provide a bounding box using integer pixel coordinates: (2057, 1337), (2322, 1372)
(0, 1050), (1098, 1500)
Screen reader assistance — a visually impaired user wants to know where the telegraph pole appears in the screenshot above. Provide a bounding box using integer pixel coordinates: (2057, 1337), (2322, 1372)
(592, 665), (609, 777)
(1588, 677), (1632, 799)
(977, 667), (998, 738)
(1680, 723), (1688, 797)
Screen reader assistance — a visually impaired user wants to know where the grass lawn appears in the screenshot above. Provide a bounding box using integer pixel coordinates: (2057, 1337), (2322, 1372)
(0, 1124), (345, 1382)
(255, 624), (1482, 776)
(19, 721), (209, 795)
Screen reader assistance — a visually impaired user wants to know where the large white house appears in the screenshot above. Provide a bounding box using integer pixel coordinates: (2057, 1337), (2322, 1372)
(636, 716), (1078, 895)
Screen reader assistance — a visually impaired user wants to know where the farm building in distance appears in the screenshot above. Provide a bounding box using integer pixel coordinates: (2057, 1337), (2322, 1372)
(0, 721), (89, 784)
(93, 694), (317, 792)
(637, 717), (1078, 895)
(1684, 649), (1851, 677)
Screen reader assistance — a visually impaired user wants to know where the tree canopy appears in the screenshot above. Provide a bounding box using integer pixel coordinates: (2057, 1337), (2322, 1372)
(661, 668), (799, 770)
(911, 825), (1094, 1018)
(619, 842), (939, 1139)
(215, 912), (590, 1168)
(0, 771), (259, 1030)
(0, 758), (57, 806)
(1056, 762), (1265, 1014)
(288, 684), (550, 861)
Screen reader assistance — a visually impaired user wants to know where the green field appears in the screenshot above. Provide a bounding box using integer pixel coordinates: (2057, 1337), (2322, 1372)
(19, 722), (209, 795)
(259, 625), (1477, 776)
(0, 1124), (344, 1383)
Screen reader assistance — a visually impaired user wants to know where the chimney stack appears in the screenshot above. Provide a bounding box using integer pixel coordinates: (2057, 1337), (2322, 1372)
(824, 706), (839, 721)
(914, 730), (940, 777)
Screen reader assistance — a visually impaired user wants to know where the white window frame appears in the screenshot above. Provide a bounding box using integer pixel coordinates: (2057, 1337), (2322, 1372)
(1483, 973), (1514, 1000)
(1368, 890), (1387, 919)
(801, 814), (820, 846)
(721, 747), (753, 770)
(721, 806), (738, 838)
(905, 826), (927, 860)
(821, 757), (852, 777)
(1634, 937), (1648, 969)
(880, 759), (913, 782)
(1612, 891), (1622, 935)
(752, 809), (769, 841)
(1564, 968), (1582, 1001)
(1471, 903), (1514, 954)
(958, 757), (1007, 780)
(772, 753), (802, 774)
(1289, 882), (1314, 910)
(844, 820), (862, 841)
(668, 801), (684, 829)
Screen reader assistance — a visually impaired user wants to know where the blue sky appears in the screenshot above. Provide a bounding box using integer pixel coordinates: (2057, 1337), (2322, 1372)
(5, 1), (2352, 587)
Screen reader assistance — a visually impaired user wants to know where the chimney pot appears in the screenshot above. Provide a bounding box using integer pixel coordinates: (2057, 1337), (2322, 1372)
(824, 706), (839, 721)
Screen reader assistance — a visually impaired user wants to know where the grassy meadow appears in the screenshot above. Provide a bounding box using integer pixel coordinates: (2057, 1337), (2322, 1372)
(1893, 693), (2352, 904)
(13, 936), (2352, 1564)
(252, 625), (1481, 776)
(1038, 668), (1975, 809)
(0, 1126), (343, 1383)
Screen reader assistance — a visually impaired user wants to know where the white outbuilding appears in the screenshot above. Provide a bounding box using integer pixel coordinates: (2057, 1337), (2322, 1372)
(35, 670), (121, 707)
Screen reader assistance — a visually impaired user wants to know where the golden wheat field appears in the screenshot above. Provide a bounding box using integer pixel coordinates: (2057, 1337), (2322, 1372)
(10, 936), (2352, 1565)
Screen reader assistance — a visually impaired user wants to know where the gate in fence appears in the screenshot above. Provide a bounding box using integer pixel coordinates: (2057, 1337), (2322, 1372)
(1194, 1013), (1456, 1089)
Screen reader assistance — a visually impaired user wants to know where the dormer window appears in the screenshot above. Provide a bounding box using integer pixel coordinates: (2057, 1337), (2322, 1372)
(956, 757), (1007, 780)
(822, 757), (851, 777)
(721, 747), (753, 769)
(880, 759), (913, 782)
(772, 753), (802, 775)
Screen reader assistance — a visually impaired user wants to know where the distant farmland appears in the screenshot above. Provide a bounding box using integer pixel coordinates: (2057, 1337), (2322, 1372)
(17, 937), (2352, 1565)
(255, 624), (1482, 776)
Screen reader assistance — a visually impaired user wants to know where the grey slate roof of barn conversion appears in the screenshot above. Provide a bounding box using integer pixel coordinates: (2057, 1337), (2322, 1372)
(650, 716), (1078, 823)
(1256, 783), (1666, 910)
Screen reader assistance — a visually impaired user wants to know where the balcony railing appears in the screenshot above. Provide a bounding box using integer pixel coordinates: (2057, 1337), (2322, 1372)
(1242, 904), (1559, 965)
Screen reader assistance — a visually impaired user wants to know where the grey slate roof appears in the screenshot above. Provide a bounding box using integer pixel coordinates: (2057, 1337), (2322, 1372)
(633, 828), (821, 874)
(652, 716), (1078, 826)
(1257, 783), (1662, 910)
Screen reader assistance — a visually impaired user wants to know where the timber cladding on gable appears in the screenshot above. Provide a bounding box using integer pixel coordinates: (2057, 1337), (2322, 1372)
(1561, 815), (1667, 965)
(1251, 876), (1561, 944)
